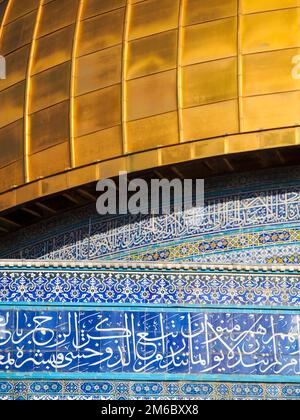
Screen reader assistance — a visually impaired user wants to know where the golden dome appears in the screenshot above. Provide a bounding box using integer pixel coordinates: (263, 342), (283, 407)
(0, 0), (300, 211)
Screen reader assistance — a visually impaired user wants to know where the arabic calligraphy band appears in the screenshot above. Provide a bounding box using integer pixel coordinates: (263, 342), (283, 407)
(0, 309), (299, 377)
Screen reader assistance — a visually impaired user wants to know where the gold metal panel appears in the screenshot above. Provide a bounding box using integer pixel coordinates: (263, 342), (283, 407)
(0, 11), (37, 55)
(76, 46), (122, 96)
(161, 144), (192, 166)
(182, 100), (239, 142)
(0, 160), (23, 191)
(74, 126), (122, 167)
(98, 156), (127, 180)
(241, 0), (299, 14)
(16, 181), (41, 207)
(259, 127), (298, 149)
(184, 0), (237, 26)
(38, 0), (79, 39)
(41, 173), (69, 196)
(243, 48), (300, 97)
(225, 128), (299, 153)
(7, 0), (39, 23)
(193, 138), (225, 159)
(75, 85), (121, 138)
(127, 30), (178, 80)
(78, 8), (125, 57)
(182, 17), (237, 66)
(241, 9), (300, 54)
(0, 190), (16, 212)
(182, 57), (238, 108)
(127, 70), (177, 121)
(226, 132), (260, 154)
(30, 61), (71, 114)
(30, 142), (70, 180)
(127, 111), (178, 153)
(128, 149), (160, 173)
(0, 81), (25, 128)
(67, 165), (98, 189)
(2, 1), (300, 209)
(242, 91), (300, 132)
(30, 101), (70, 154)
(32, 25), (75, 75)
(83, 0), (126, 19)
(0, 119), (23, 167)
(0, 44), (30, 90)
(129, 0), (179, 40)
(0, 1), (8, 25)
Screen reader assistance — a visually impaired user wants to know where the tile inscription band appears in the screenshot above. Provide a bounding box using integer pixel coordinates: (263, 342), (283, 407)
(1, 307), (300, 381)
(3, 166), (300, 265)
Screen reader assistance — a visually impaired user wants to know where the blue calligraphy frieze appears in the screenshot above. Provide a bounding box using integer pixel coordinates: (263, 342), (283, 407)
(1, 309), (300, 377)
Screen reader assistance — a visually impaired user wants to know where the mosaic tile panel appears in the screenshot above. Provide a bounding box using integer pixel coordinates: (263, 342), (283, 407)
(1, 166), (300, 265)
(0, 260), (300, 399)
(124, 228), (300, 263)
(1, 380), (300, 400)
(1, 306), (300, 379)
(1, 165), (300, 399)
(0, 264), (300, 307)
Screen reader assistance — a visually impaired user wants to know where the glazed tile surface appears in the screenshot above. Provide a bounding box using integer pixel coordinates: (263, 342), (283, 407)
(2, 166), (300, 399)
(0, 264), (299, 306)
(1, 380), (300, 400)
(1, 306), (300, 378)
(0, 166), (300, 265)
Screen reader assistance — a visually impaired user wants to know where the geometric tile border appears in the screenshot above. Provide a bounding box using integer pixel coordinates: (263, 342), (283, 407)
(0, 380), (300, 400)
(0, 260), (300, 307)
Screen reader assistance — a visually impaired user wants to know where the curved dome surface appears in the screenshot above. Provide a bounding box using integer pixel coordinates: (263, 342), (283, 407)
(0, 0), (300, 211)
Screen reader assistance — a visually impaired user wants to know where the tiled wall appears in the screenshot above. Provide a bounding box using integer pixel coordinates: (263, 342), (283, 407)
(2, 166), (300, 399)
(2, 380), (300, 400)
(1, 166), (300, 265)
(0, 261), (300, 399)
(2, 307), (300, 378)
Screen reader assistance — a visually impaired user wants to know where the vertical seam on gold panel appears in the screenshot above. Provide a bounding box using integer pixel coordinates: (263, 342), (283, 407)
(24, 0), (43, 183)
(122, 0), (132, 155)
(237, 0), (243, 133)
(70, 0), (84, 169)
(0, 0), (12, 43)
(177, 0), (184, 143)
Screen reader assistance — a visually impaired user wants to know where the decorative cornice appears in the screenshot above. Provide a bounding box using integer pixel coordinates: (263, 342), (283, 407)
(0, 258), (299, 273)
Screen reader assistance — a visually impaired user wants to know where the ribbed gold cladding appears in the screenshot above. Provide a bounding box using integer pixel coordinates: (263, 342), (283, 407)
(0, 0), (300, 210)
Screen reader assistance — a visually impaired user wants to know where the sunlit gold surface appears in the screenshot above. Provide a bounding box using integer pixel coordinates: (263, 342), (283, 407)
(1, 0), (300, 211)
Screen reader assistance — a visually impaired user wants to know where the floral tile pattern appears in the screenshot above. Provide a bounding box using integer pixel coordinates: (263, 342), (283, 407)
(1, 166), (300, 399)
(0, 380), (300, 400)
(0, 264), (299, 306)
(1, 166), (300, 265)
